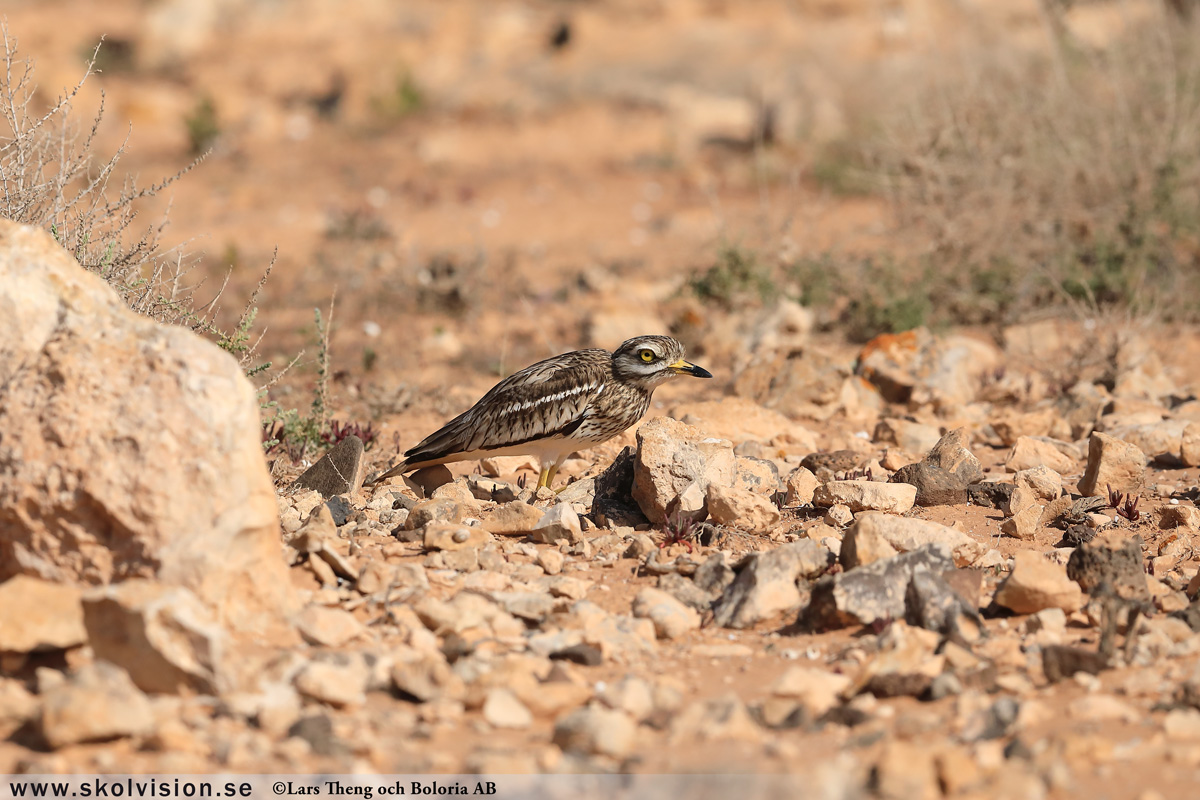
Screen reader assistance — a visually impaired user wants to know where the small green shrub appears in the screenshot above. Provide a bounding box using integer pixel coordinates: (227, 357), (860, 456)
(688, 244), (776, 308)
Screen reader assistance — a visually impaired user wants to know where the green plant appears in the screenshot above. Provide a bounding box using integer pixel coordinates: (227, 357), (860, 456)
(688, 244), (776, 309)
(372, 69), (424, 120)
(184, 95), (220, 156)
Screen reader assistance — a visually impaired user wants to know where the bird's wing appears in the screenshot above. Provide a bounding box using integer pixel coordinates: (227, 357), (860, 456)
(402, 349), (610, 464)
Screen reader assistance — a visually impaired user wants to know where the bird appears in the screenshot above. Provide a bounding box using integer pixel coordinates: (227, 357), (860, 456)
(368, 335), (712, 490)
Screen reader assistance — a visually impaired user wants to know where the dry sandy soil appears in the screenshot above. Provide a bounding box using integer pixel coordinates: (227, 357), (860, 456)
(5, 1), (1200, 797)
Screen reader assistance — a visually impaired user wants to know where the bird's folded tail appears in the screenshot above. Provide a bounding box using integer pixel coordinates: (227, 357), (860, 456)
(364, 459), (410, 487)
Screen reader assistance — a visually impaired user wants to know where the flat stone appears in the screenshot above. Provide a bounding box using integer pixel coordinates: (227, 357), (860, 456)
(295, 605), (367, 647)
(424, 523), (489, 552)
(407, 465), (454, 497)
(480, 501), (543, 535)
(293, 658), (368, 708)
(848, 512), (984, 567)
(1077, 432), (1147, 497)
(770, 666), (852, 717)
(995, 551), (1084, 614)
(0, 678), (37, 739)
(813, 481), (917, 514)
(1005, 437), (1076, 474)
(41, 662), (154, 748)
(403, 499), (465, 530)
(292, 435), (365, 498)
(1162, 505), (1200, 530)
(0, 575), (85, 654)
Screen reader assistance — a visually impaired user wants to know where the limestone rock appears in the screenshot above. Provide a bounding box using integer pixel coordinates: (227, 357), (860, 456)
(293, 657), (368, 708)
(631, 417), (736, 524)
(922, 428), (984, 484)
(0, 575), (85, 653)
(873, 418), (943, 454)
(483, 687), (533, 729)
(1182, 422), (1200, 468)
(839, 523), (899, 569)
(813, 481), (917, 514)
(769, 666), (851, 718)
(403, 499), (465, 530)
(669, 397), (817, 453)
(1077, 432), (1147, 497)
(995, 551), (1084, 614)
(82, 579), (226, 695)
(848, 512), (984, 567)
(0, 220), (294, 635)
(784, 467), (818, 506)
(552, 704), (637, 759)
(1014, 465), (1062, 500)
(0, 678), (38, 739)
(633, 587), (700, 639)
(479, 501), (543, 535)
(1005, 437), (1076, 474)
(295, 605), (367, 648)
(712, 540), (830, 628)
(532, 504), (583, 545)
(41, 662), (154, 748)
(292, 435), (365, 498)
(705, 483), (781, 530)
(424, 523), (489, 552)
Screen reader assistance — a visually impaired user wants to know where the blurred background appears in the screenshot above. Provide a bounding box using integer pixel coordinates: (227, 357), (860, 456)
(4, 0), (1200, 458)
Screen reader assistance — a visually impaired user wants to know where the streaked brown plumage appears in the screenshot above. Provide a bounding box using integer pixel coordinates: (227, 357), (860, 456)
(368, 335), (712, 488)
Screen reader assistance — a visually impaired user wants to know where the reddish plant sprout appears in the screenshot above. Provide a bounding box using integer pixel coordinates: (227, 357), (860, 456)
(1106, 484), (1125, 510)
(660, 510), (697, 553)
(1116, 495), (1141, 523)
(321, 420), (378, 450)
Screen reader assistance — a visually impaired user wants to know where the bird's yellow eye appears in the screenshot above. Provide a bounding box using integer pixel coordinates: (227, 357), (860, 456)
(639, 349), (654, 363)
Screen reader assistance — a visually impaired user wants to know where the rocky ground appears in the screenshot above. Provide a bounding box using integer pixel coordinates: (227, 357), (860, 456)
(4, 0), (1200, 797)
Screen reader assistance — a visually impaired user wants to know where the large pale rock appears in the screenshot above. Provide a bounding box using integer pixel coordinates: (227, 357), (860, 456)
(705, 483), (781, 530)
(846, 513), (983, 567)
(0, 221), (294, 635)
(839, 521), (899, 569)
(82, 580), (227, 695)
(1182, 422), (1200, 468)
(669, 397), (818, 451)
(552, 704), (637, 759)
(769, 667), (852, 717)
(922, 428), (984, 484)
(631, 417), (736, 524)
(1077, 432), (1147, 497)
(995, 551), (1084, 614)
(873, 418), (943, 455)
(41, 662), (154, 748)
(532, 504), (583, 545)
(0, 575), (85, 653)
(784, 467), (818, 506)
(1004, 437), (1076, 474)
(813, 481), (917, 514)
(1014, 465), (1062, 501)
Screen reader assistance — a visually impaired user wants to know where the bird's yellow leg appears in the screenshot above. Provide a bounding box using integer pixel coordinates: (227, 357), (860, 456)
(545, 463), (561, 486)
(537, 467), (552, 490)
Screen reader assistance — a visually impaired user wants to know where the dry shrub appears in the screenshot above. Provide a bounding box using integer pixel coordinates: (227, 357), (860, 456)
(0, 27), (273, 374)
(862, 8), (1200, 324)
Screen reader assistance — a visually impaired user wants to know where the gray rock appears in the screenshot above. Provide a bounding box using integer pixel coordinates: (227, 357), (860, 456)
(657, 572), (715, 612)
(968, 482), (1014, 509)
(591, 447), (648, 528)
(891, 462), (968, 506)
(904, 571), (982, 641)
(292, 436), (365, 498)
(1066, 531), (1149, 600)
(712, 540), (831, 629)
(804, 544), (957, 629)
(693, 552), (736, 595)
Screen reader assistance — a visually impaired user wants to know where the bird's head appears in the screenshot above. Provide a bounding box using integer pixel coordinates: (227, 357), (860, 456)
(611, 335), (713, 389)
